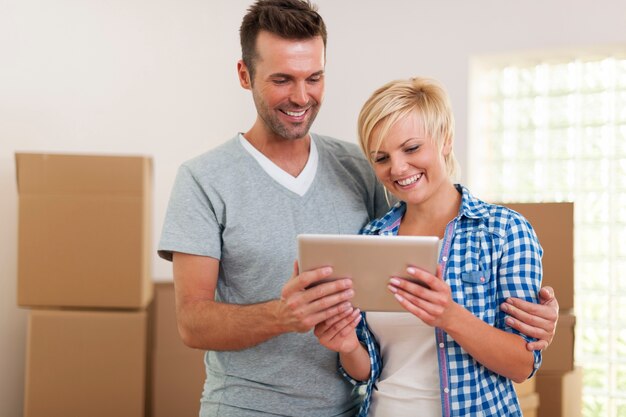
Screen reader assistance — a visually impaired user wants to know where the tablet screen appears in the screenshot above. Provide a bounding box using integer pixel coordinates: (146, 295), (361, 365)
(297, 234), (440, 312)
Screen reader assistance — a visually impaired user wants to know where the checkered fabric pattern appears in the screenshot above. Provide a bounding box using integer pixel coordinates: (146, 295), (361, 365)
(339, 185), (543, 417)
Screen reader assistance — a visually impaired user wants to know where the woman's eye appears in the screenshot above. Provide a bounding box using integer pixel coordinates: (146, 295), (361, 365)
(405, 145), (420, 153)
(373, 155), (388, 163)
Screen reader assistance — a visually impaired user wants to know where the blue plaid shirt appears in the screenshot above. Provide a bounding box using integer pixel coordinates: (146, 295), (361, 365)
(340, 185), (543, 417)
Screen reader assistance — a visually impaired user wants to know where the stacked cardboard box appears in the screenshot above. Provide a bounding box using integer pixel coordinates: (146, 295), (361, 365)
(152, 283), (205, 417)
(536, 366), (583, 417)
(514, 378), (539, 416)
(518, 392), (540, 417)
(16, 153), (153, 417)
(503, 203), (574, 311)
(503, 202), (580, 417)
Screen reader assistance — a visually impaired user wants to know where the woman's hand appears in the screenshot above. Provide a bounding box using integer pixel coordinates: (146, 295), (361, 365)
(387, 265), (462, 329)
(315, 306), (372, 382)
(313, 306), (362, 354)
(390, 265), (534, 382)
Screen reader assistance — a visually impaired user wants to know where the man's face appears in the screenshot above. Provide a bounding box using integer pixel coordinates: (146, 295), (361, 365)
(239, 31), (325, 141)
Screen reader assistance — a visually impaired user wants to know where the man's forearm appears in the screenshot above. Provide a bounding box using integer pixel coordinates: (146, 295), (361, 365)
(177, 298), (287, 351)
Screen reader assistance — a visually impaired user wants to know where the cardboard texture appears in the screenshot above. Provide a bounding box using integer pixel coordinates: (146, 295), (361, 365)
(501, 202), (574, 310)
(540, 310), (576, 372)
(513, 376), (536, 397)
(519, 392), (540, 417)
(24, 309), (149, 417)
(536, 367), (583, 417)
(152, 283), (205, 417)
(16, 153), (153, 308)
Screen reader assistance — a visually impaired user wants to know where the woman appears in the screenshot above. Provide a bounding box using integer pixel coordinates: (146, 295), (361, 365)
(314, 77), (543, 416)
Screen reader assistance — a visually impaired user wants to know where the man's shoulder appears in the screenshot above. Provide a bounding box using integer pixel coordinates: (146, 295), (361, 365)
(313, 134), (371, 171)
(182, 136), (244, 172)
(313, 134), (363, 157)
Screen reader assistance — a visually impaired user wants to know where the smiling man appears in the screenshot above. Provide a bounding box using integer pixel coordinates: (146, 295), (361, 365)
(157, 1), (560, 416)
(158, 2), (387, 416)
(244, 30), (324, 142)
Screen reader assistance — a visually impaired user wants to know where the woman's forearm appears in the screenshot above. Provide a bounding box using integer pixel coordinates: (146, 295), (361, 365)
(339, 344), (372, 382)
(443, 304), (534, 383)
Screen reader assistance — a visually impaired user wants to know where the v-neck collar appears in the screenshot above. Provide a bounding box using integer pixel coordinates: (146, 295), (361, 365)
(238, 133), (318, 197)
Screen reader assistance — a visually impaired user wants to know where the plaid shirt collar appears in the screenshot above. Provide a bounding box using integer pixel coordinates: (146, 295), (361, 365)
(362, 184), (489, 235)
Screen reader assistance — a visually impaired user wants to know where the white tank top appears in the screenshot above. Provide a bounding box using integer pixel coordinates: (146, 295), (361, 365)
(366, 312), (442, 417)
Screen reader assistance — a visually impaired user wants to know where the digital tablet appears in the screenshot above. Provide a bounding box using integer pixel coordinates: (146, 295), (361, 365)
(297, 234), (440, 312)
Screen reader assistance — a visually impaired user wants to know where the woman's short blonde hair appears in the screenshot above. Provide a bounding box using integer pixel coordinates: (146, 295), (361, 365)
(357, 77), (460, 180)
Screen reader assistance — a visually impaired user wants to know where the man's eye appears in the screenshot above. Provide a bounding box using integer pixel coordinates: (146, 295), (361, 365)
(273, 79), (288, 85)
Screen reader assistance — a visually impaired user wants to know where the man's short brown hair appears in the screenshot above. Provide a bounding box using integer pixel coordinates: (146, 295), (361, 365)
(239, 0), (327, 82)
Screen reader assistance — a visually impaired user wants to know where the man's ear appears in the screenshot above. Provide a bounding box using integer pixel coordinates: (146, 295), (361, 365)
(237, 60), (252, 90)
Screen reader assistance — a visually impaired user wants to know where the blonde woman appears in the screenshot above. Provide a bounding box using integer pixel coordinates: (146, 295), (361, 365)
(314, 77), (543, 417)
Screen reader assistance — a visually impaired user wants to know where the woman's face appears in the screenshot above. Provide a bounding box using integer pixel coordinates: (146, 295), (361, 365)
(369, 111), (452, 207)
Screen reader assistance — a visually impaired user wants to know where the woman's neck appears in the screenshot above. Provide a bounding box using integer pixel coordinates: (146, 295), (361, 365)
(398, 184), (461, 238)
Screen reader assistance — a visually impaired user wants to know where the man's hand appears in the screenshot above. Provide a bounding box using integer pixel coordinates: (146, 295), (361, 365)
(173, 254), (355, 351)
(276, 262), (356, 333)
(501, 286), (559, 351)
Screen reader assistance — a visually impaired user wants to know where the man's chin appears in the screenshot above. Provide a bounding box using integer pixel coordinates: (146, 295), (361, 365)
(284, 132), (310, 140)
(275, 125), (313, 141)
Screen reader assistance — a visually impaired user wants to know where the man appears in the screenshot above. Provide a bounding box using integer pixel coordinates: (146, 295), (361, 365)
(158, 1), (558, 416)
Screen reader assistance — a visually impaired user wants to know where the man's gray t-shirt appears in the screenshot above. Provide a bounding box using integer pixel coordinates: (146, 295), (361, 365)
(159, 134), (388, 417)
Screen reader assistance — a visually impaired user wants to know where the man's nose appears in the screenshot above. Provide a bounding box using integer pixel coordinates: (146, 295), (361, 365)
(290, 82), (309, 107)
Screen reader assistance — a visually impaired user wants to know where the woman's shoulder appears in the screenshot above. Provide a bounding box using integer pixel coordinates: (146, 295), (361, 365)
(459, 186), (534, 237)
(360, 201), (405, 235)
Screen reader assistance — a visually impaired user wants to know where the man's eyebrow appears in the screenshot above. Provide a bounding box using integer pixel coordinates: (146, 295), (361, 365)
(268, 70), (325, 78)
(268, 73), (292, 79)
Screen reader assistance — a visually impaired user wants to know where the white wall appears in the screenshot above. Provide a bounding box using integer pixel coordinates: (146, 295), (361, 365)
(1, 0), (625, 414)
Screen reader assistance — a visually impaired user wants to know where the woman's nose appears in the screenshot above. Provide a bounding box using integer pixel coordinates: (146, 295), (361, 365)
(389, 156), (408, 176)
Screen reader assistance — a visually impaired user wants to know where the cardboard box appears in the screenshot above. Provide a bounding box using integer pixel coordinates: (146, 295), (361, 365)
(541, 310), (576, 372)
(24, 309), (149, 417)
(152, 283), (205, 417)
(16, 153), (153, 308)
(536, 367), (582, 417)
(513, 376), (536, 397)
(518, 392), (540, 417)
(501, 202), (574, 310)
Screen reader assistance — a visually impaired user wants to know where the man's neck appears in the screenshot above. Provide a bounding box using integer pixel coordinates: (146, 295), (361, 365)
(242, 130), (311, 177)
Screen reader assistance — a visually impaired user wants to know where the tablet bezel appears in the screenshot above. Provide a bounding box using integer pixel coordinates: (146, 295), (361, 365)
(297, 234), (440, 312)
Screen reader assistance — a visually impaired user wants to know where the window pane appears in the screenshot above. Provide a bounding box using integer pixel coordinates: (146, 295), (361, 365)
(470, 50), (626, 416)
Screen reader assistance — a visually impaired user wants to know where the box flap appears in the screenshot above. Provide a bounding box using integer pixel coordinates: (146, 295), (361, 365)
(15, 152), (151, 195)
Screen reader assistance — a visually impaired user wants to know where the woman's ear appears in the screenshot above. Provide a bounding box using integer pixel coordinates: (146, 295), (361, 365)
(237, 60), (252, 90)
(442, 136), (453, 157)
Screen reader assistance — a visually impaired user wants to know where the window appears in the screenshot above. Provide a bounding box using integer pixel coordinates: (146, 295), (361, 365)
(469, 49), (626, 416)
